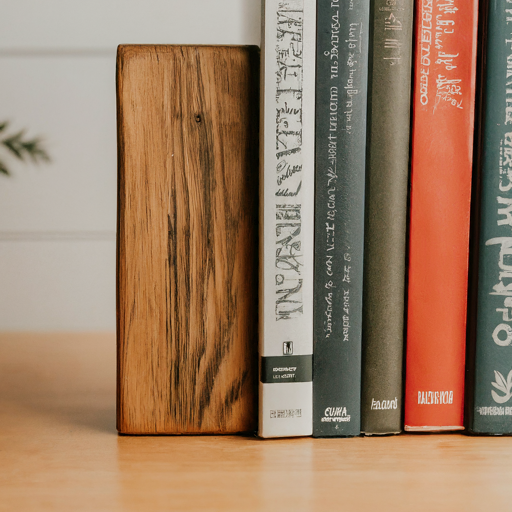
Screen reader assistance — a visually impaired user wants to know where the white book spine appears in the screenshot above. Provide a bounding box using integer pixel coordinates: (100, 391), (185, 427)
(259, 0), (315, 438)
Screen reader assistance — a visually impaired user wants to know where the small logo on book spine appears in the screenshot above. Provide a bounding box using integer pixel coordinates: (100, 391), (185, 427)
(491, 370), (512, 404)
(321, 406), (351, 423)
(270, 409), (302, 419)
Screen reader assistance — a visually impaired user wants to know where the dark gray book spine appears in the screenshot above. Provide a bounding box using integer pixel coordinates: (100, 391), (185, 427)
(313, 0), (370, 437)
(361, 0), (414, 435)
(468, 0), (512, 435)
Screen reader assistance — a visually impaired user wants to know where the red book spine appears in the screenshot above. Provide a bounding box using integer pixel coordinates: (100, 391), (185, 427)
(405, 0), (478, 431)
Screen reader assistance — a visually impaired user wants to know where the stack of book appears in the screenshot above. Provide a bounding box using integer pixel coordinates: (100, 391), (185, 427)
(259, 0), (512, 438)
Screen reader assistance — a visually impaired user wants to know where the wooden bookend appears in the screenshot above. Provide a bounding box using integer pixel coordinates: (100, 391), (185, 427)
(116, 45), (259, 434)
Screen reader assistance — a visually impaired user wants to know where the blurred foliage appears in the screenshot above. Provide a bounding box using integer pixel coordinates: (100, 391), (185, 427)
(0, 121), (50, 176)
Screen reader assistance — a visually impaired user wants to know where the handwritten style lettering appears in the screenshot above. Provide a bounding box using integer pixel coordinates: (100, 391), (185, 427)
(275, 2), (305, 321)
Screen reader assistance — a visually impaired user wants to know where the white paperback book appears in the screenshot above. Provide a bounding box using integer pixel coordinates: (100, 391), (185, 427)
(259, 0), (315, 438)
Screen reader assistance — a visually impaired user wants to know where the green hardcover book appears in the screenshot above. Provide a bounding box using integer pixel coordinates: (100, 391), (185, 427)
(467, 0), (512, 435)
(361, 0), (414, 435)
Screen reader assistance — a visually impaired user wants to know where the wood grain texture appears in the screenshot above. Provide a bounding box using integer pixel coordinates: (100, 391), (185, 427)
(116, 45), (259, 434)
(2, 333), (512, 512)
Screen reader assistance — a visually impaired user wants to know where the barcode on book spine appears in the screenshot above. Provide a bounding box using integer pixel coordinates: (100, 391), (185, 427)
(270, 409), (302, 419)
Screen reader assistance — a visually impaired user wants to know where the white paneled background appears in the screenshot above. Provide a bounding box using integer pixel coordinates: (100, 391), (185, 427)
(0, 0), (261, 330)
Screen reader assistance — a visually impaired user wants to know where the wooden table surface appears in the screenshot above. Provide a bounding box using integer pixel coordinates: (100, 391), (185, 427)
(1, 333), (511, 511)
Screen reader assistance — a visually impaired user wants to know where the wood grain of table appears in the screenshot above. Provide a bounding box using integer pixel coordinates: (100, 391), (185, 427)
(1, 333), (511, 511)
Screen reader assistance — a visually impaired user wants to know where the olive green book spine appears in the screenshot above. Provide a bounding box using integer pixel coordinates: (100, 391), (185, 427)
(361, 0), (414, 435)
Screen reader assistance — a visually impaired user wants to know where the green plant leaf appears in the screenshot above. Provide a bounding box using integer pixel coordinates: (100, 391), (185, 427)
(23, 139), (50, 162)
(0, 121), (51, 176)
(0, 158), (10, 176)
(2, 131), (25, 160)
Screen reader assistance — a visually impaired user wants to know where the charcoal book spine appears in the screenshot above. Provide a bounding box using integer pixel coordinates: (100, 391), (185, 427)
(259, 0), (316, 438)
(467, 0), (512, 435)
(313, 0), (370, 437)
(361, 0), (414, 435)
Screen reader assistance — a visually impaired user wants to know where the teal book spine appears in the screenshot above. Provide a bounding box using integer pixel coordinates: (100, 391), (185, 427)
(468, 0), (512, 434)
(313, 0), (370, 437)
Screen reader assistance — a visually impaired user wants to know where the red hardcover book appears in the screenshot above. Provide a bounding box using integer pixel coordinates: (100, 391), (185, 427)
(405, 0), (478, 431)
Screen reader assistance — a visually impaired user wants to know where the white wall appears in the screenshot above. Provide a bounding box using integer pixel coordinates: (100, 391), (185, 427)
(0, 0), (261, 330)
